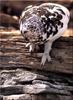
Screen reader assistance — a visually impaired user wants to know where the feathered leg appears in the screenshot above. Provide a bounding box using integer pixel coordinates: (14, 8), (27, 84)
(41, 41), (52, 65)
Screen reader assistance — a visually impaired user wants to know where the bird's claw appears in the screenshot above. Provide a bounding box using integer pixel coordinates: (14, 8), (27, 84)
(41, 53), (51, 66)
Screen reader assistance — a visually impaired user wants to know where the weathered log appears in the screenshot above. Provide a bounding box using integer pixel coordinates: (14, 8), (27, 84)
(32, 80), (73, 91)
(2, 94), (32, 100)
(0, 30), (73, 74)
(0, 68), (73, 85)
(0, 85), (71, 95)
(0, 28), (73, 99)
(1, 94), (73, 100)
(0, 68), (73, 96)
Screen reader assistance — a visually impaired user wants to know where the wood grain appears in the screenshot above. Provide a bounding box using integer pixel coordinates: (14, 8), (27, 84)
(0, 30), (73, 74)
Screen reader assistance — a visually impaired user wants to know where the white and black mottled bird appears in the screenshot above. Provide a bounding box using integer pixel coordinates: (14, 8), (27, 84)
(19, 3), (70, 65)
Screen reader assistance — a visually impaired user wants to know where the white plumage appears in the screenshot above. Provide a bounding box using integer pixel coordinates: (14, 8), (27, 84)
(20, 3), (70, 65)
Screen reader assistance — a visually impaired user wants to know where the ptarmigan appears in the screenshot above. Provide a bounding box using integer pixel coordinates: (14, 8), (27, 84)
(20, 3), (70, 65)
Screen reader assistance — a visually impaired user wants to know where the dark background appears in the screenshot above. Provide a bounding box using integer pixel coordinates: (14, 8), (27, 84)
(0, 0), (73, 29)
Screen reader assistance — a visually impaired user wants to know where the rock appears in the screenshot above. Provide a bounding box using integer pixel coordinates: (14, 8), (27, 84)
(0, 13), (19, 29)
(32, 80), (73, 91)
(23, 84), (49, 94)
(0, 69), (49, 85)
(23, 84), (71, 95)
(0, 84), (71, 95)
(3, 94), (32, 100)
(0, 85), (23, 95)
(32, 94), (73, 100)
(1, 94), (73, 100)
(3, 79), (16, 86)
(15, 69), (49, 83)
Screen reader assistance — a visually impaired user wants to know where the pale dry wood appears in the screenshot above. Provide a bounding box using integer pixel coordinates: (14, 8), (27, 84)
(0, 85), (71, 95)
(0, 29), (73, 74)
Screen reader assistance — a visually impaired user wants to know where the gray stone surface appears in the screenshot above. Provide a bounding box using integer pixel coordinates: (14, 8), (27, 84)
(0, 69), (49, 85)
(3, 94), (32, 100)
(0, 84), (71, 95)
(1, 94), (73, 100)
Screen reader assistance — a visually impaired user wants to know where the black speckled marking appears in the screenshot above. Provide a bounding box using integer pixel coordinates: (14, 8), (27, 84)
(40, 9), (64, 38)
(20, 3), (69, 42)
(57, 9), (65, 15)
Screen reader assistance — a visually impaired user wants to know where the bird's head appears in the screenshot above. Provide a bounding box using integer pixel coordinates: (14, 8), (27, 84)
(20, 14), (44, 43)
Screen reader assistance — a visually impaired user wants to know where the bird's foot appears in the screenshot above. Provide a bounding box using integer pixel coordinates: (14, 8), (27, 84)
(41, 53), (51, 66)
